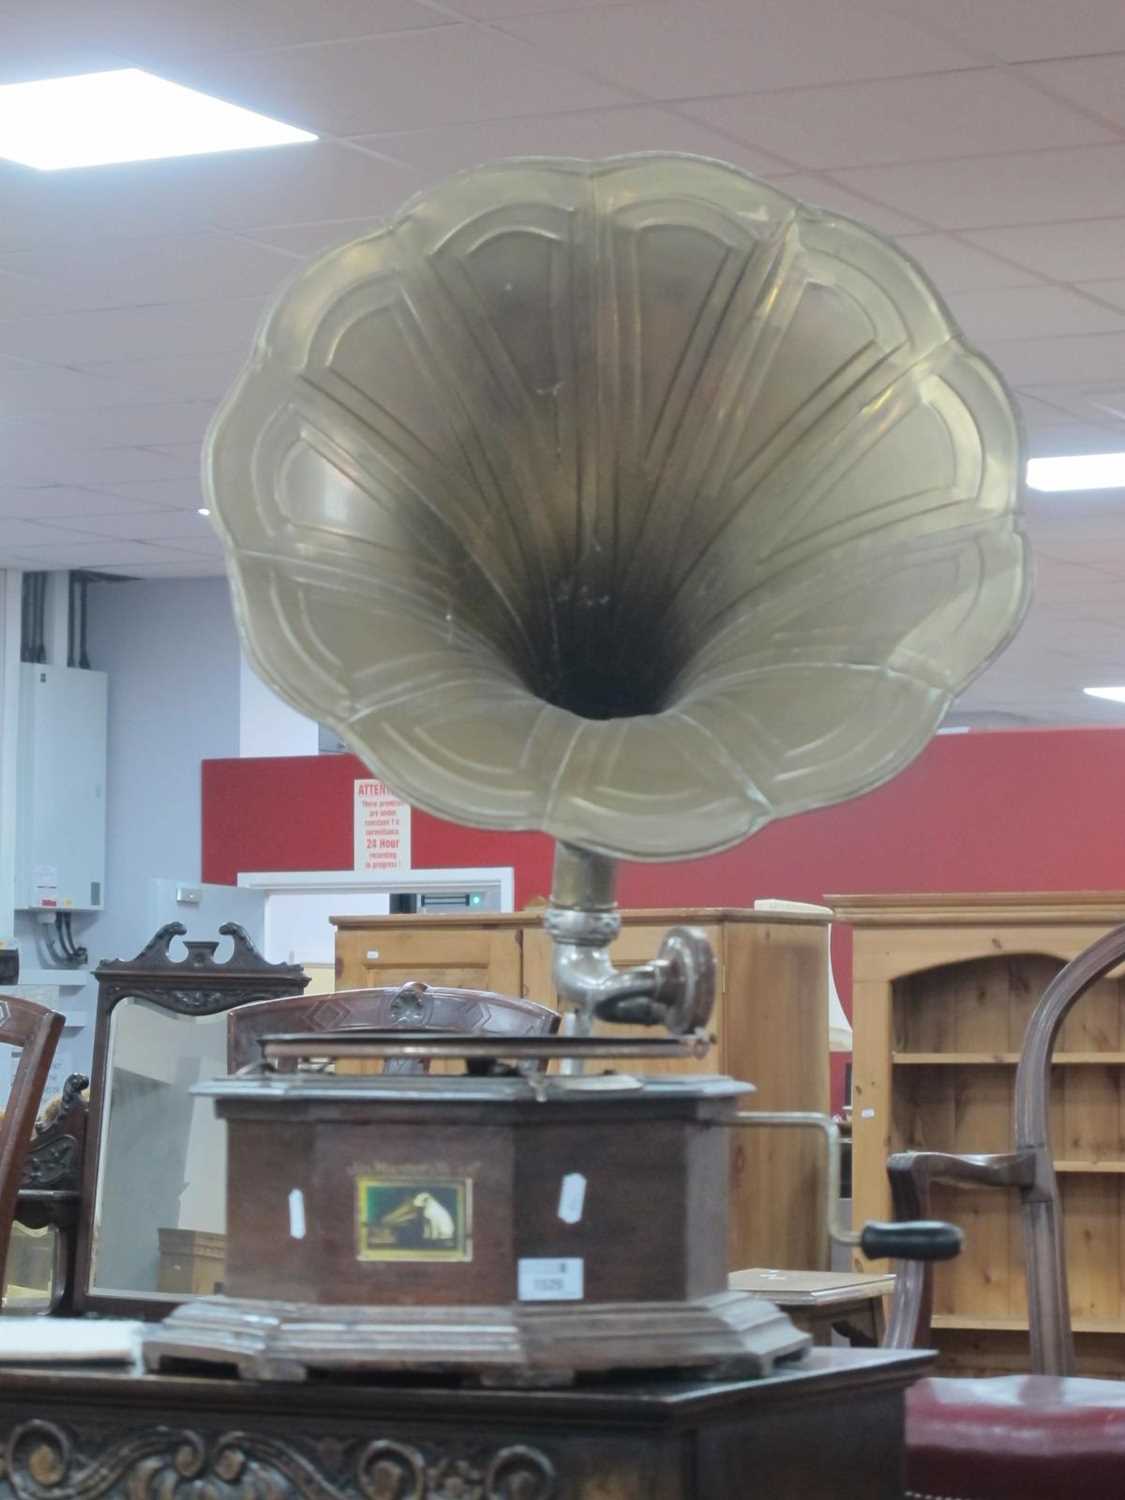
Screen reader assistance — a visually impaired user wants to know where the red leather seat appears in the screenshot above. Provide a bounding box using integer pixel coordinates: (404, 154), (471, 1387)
(906, 1375), (1125, 1500)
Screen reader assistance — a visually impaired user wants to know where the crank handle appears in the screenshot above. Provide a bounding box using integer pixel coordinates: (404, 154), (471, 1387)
(733, 1112), (962, 1263)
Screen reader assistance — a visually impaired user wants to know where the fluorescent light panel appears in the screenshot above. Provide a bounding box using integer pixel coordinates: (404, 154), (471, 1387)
(1027, 452), (1125, 492)
(0, 69), (315, 171)
(1085, 686), (1125, 704)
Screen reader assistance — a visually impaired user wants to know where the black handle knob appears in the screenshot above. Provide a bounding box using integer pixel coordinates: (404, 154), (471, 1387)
(859, 1220), (963, 1262)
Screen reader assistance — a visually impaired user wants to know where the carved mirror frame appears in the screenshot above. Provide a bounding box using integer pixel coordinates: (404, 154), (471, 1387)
(74, 922), (307, 1319)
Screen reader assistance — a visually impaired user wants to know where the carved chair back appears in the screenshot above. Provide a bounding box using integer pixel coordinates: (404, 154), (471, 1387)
(228, 982), (560, 1075)
(17, 1071), (89, 1314)
(885, 922), (1125, 1374)
(0, 994), (64, 1298)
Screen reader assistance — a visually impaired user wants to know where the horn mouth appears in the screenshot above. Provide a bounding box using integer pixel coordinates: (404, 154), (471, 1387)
(206, 153), (1027, 862)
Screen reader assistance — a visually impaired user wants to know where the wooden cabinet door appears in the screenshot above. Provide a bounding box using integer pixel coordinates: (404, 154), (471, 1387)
(335, 922), (523, 996)
(334, 922), (526, 1076)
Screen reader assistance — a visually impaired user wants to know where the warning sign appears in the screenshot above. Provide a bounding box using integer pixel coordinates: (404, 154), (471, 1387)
(353, 779), (411, 874)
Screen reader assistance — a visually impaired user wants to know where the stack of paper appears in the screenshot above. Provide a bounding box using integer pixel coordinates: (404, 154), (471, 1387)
(0, 1319), (143, 1368)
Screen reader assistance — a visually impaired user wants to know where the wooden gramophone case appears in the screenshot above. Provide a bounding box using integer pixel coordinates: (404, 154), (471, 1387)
(145, 1036), (807, 1382)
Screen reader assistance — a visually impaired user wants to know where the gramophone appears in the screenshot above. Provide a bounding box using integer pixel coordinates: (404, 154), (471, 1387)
(145, 155), (1027, 1383)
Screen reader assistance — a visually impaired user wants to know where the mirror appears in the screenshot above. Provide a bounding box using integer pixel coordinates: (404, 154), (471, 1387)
(90, 999), (228, 1300)
(74, 922), (308, 1316)
(4, 1224), (57, 1314)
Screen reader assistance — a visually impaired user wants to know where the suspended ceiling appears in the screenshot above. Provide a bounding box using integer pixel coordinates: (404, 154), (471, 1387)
(3, 0), (1125, 723)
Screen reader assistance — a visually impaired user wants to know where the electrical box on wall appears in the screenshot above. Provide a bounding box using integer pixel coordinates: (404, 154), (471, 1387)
(14, 664), (108, 912)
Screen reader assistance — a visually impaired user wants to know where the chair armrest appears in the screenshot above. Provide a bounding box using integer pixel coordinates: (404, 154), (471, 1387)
(883, 1150), (1034, 1349)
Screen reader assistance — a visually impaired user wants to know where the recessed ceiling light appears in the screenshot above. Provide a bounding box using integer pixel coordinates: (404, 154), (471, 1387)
(1084, 686), (1125, 703)
(1027, 453), (1125, 492)
(197, 507), (211, 517)
(0, 68), (315, 171)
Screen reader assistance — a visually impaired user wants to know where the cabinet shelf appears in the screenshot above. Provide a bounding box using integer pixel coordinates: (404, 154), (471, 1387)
(933, 1314), (1125, 1335)
(892, 1052), (1125, 1065)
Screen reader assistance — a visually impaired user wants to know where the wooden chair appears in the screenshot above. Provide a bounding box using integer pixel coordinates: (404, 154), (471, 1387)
(883, 923), (1125, 1500)
(228, 980), (559, 1074)
(0, 995), (64, 1305)
(15, 1071), (88, 1314)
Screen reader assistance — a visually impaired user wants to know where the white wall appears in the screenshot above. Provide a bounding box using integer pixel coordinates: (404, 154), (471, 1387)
(0, 572), (20, 948)
(28, 577), (244, 1073)
(238, 652), (318, 758)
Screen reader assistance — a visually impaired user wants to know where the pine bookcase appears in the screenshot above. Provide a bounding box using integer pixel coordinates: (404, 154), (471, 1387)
(836, 891), (1125, 1376)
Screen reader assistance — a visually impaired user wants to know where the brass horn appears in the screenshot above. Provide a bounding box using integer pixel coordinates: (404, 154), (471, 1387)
(206, 154), (1027, 1038)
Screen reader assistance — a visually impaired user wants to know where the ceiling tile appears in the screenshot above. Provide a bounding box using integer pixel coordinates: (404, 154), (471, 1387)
(1018, 384), (1125, 431)
(91, 0), (453, 57)
(0, 518), (78, 548)
(161, 28), (630, 137)
(92, 559), (227, 577)
(1017, 382), (1125, 431)
(0, 144), (416, 252)
(181, 146), (422, 234)
(93, 478), (206, 510)
(0, 8), (131, 82)
(355, 105), (795, 182)
(836, 144), (1125, 231)
(964, 219), (1125, 282)
(36, 401), (218, 450)
(768, 172), (932, 235)
(680, 69), (1112, 171)
(1074, 280), (1125, 316)
(1016, 389), (1074, 424)
(445, 0), (635, 15)
(45, 508), (221, 543)
(0, 299), (265, 365)
(0, 485), (173, 521)
(896, 233), (1046, 294)
(945, 285), (1125, 342)
(0, 358), (146, 414)
(497, 0), (979, 100)
(5, 538), (218, 568)
(75, 353), (242, 404)
(1011, 555), (1125, 606)
(5, 446), (201, 488)
(1024, 421), (1125, 456)
(1020, 55), (1125, 132)
(1029, 490), (1125, 531)
(234, 219), (383, 259)
(1061, 386), (1125, 430)
(879, 0), (1125, 64)
(145, 442), (219, 471)
(0, 232), (291, 313)
(987, 332), (1125, 386)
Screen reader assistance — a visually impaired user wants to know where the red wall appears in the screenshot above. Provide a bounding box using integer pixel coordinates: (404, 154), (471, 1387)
(203, 727), (1125, 903)
(202, 728), (1125, 1108)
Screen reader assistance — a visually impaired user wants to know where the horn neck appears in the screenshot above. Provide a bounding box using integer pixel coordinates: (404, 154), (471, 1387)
(546, 843), (715, 1060)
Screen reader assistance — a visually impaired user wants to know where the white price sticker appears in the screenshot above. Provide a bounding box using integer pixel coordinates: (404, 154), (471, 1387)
(518, 1257), (584, 1302)
(557, 1172), (587, 1224)
(288, 1187), (307, 1240)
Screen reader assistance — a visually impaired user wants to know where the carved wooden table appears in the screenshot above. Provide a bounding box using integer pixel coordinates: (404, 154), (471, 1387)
(0, 1348), (931, 1499)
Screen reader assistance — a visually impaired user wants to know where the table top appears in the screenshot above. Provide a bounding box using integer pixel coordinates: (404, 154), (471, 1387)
(0, 1348), (931, 1424)
(729, 1269), (897, 1306)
